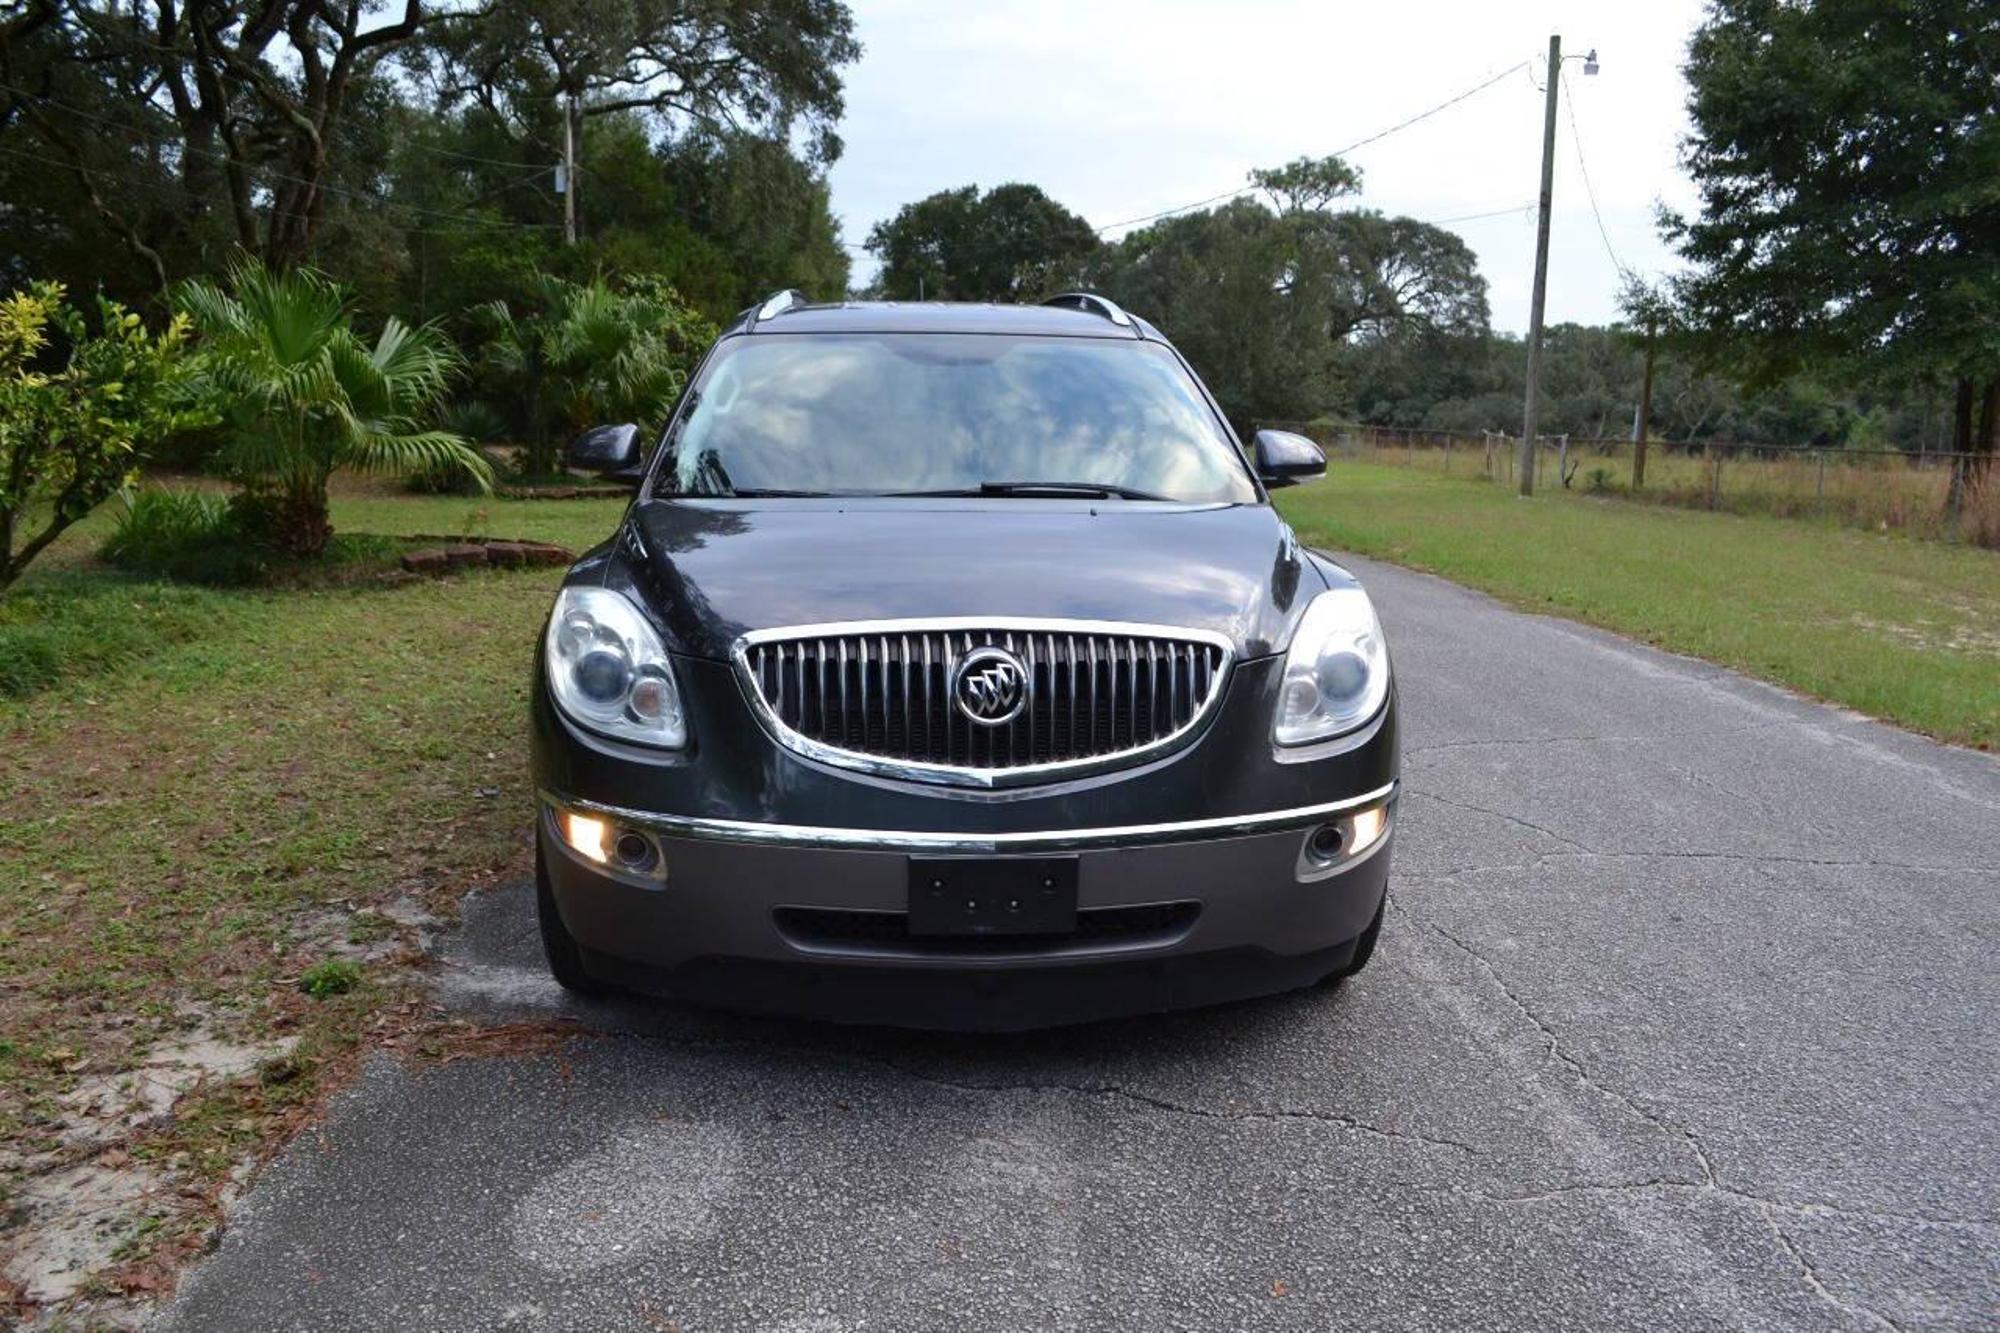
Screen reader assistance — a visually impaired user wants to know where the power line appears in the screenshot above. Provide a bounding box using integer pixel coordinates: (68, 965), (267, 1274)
(397, 140), (547, 170)
(0, 82), (561, 233)
(1332, 61), (1532, 159)
(1092, 60), (1532, 235)
(1422, 201), (1537, 227)
(1561, 74), (1625, 277)
(0, 136), (557, 235)
(1094, 182), (1256, 235)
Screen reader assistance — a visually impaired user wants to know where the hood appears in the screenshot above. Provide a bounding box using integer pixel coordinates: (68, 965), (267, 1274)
(617, 498), (1319, 661)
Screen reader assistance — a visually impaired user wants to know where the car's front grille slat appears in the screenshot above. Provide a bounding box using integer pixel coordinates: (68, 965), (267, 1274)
(740, 621), (1230, 782)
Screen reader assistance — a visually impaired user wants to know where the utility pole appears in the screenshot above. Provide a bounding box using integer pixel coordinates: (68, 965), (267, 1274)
(1518, 33), (1563, 496)
(561, 89), (580, 245)
(1633, 317), (1656, 490)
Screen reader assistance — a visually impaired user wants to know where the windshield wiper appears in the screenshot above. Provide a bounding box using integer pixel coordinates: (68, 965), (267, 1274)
(895, 481), (1173, 502)
(722, 487), (839, 498)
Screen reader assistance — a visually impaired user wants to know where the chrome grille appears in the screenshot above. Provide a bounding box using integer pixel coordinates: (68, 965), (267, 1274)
(735, 619), (1232, 785)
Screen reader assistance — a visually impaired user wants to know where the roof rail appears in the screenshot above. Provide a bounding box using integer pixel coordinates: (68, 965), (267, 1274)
(755, 288), (807, 322)
(1041, 292), (1133, 327)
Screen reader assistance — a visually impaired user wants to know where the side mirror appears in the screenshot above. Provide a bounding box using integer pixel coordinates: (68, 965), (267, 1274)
(569, 423), (643, 481)
(1252, 429), (1326, 488)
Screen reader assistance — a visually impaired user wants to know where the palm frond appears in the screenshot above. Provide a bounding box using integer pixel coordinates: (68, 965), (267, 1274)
(369, 318), (461, 414)
(342, 429), (493, 492)
(229, 264), (347, 368)
(173, 279), (250, 341)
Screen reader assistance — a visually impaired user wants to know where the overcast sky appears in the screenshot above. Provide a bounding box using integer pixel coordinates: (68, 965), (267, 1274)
(824, 0), (1708, 332)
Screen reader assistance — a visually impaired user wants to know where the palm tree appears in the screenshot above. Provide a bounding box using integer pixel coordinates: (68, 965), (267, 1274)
(475, 274), (710, 479)
(178, 264), (491, 556)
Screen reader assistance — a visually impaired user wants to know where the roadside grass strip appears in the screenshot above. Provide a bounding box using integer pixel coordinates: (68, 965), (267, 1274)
(1277, 462), (2000, 749)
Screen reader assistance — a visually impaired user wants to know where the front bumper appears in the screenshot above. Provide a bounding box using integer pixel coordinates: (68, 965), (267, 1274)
(538, 790), (1395, 1029)
(532, 645), (1398, 1028)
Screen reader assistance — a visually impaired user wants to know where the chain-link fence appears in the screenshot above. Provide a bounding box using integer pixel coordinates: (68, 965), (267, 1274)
(1257, 420), (1999, 547)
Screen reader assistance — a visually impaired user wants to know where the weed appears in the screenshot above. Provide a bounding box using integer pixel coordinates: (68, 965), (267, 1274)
(299, 959), (363, 999)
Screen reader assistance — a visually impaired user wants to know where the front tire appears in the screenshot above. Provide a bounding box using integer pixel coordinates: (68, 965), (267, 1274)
(536, 838), (615, 996)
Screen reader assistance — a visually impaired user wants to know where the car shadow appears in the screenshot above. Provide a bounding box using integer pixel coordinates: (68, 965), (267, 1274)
(441, 876), (1351, 1078)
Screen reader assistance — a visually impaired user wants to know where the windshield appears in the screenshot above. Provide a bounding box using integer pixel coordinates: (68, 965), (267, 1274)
(654, 333), (1257, 504)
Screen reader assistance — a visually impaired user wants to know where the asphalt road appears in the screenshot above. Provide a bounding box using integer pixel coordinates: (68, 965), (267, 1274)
(162, 557), (2000, 1331)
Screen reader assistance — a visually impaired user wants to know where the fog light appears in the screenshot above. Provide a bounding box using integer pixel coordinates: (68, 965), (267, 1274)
(1296, 801), (1393, 882)
(1307, 823), (1346, 863)
(560, 810), (609, 864)
(1347, 804), (1388, 857)
(613, 830), (656, 871)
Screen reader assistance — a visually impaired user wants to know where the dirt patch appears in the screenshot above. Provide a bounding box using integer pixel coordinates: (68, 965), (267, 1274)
(5, 1157), (170, 1308)
(1849, 613), (2000, 658)
(2, 1025), (296, 1315)
(1, 1006), (581, 1329)
(56, 1034), (298, 1151)
(390, 1017), (588, 1070)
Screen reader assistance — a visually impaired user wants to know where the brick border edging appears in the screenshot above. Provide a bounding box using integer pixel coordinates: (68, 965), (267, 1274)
(497, 485), (630, 500)
(398, 537), (574, 575)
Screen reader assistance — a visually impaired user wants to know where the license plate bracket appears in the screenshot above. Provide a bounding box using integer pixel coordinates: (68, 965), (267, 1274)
(907, 856), (1080, 936)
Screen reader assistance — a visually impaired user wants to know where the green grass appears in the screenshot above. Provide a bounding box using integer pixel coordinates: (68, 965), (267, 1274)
(1276, 461), (2000, 749)
(1344, 435), (1981, 541)
(0, 489), (627, 1300)
(0, 576), (240, 696)
(0, 488), (629, 700)
(325, 490), (632, 549)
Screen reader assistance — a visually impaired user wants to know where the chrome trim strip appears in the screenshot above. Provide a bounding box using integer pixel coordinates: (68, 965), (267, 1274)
(755, 288), (804, 321)
(1042, 291), (1134, 327)
(730, 617), (1236, 789)
(541, 782), (1397, 854)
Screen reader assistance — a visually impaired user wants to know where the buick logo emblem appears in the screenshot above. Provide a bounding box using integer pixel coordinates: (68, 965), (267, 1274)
(952, 646), (1030, 726)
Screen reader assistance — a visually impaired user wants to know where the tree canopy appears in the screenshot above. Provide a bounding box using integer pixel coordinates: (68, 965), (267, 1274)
(865, 183), (1101, 302)
(1665, 0), (1999, 467)
(428, 0), (859, 162)
(1096, 159), (1490, 425)
(0, 0), (861, 315)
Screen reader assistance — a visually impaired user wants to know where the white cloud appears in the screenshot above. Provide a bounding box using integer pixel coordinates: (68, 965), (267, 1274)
(827, 0), (1707, 331)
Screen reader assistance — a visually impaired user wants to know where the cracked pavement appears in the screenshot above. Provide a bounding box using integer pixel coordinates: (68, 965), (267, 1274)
(161, 557), (1999, 1331)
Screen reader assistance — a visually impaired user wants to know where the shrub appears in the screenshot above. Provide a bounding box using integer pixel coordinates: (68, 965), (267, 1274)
(0, 282), (204, 594)
(472, 273), (715, 478)
(102, 487), (231, 562)
(101, 487), (269, 585)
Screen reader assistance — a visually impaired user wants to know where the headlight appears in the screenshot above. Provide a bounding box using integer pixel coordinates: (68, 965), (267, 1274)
(1273, 587), (1390, 744)
(544, 587), (686, 747)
